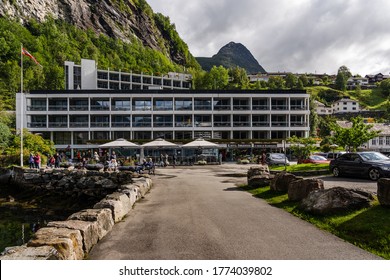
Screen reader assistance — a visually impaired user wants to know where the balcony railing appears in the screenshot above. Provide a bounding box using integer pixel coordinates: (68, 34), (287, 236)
(252, 105), (269, 110)
(194, 105), (212, 110)
(27, 122), (46, 128)
(290, 122), (307, 127)
(153, 106), (173, 111)
(195, 122), (212, 127)
(233, 122), (250, 127)
(233, 105), (250, 110)
(213, 122), (231, 127)
(271, 105), (288, 110)
(175, 106), (192, 111)
(90, 122), (109, 127)
(48, 122), (68, 128)
(69, 105), (88, 111)
(175, 122), (193, 127)
(90, 105), (110, 111)
(132, 122), (151, 127)
(69, 122), (89, 128)
(271, 122), (288, 127)
(112, 106), (131, 111)
(48, 105), (68, 111)
(27, 106), (47, 111)
(252, 122), (270, 127)
(111, 122), (131, 127)
(153, 122), (173, 127)
(214, 105), (231, 110)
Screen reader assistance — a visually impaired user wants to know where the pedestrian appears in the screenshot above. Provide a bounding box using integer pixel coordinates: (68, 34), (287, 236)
(160, 153), (164, 167)
(172, 153), (176, 168)
(93, 151), (100, 162)
(34, 152), (41, 169)
(29, 153), (34, 169)
(54, 153), (61, 168)
(261, 151), (266, 165)
(164, 153), (169, 167)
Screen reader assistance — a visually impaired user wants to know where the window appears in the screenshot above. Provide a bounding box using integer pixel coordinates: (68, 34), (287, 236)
(175, 115), (192, 127)
(194, 98), (212, 110)
(28, 115), (46, 128)
(233, 115), (250, 127)
(379, 137), (384, 145)
(175, 131), (193, 140)
(132, 116), (151, 127)
(214, 115), (230, 127)
(70, 115), (88, 127)
(53, 132), (71, 145)
(90, 115), (109, 127)
(29, 99), (46, 111)
(386, 136), (390, 145)
(133, 99), (152, 111)
(92, 131), (110, 140)
(194, 115), (212, 127)
(91, 99), (109, 111)
(175, 99), (192, 110)
(112, 99), (131, 111)
(112, 115), (131, 127)
(49, 98), (67, 111)
(372, 138), (377, 145)
(48, 115), (67, 128)
(153, 115), (173, 127)
(154, 99), (173, 111)
(73, 131), (89, 144)
(70, 98), (88, 111)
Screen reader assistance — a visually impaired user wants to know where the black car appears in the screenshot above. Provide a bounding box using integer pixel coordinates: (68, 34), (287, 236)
(329, 151), (390, 181)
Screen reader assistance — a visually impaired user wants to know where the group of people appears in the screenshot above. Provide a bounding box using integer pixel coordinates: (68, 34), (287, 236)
(28, 153), (41, 169)
(159, 153), (176, 168)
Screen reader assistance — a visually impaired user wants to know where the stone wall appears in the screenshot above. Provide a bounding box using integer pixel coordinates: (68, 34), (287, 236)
(0, 177), (152, 260)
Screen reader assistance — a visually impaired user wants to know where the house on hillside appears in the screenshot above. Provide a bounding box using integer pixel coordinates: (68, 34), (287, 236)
(314, 101), (332, 115)
(365, 73), (390, 85)
(332, 98), (360, 114)
(347, 76), (369, 89)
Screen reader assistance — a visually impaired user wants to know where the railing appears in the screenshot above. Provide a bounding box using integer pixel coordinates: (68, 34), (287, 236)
(153, 122), (173, 127)
(214, 122), (231, 127)
(27, 106), (47, 111)
(175, 122), (193, 127)
(69, 105), (88, 111)
(90, 122), (109, 127)
(290, 122), (307, 127)
(132, 122), (151, 127)
(271, 105), (288, 110)
(69, 122), (89, 128)
(90, 105), (110, 111)
(48, 122), (68, 128)
(271, 122), (288, 127)
(252, 122), (270, 127)
(111, 122), (131, 127)
(213, 105), (231, 110)
(133, 106), (152, 111)
(233, 105), (250, 110)
(48, 105), (68, 111)
(233, 122), (250, 127)
(290, 105), (307, 110)
(194, 122), (212, 127)
(252, 105), (269, 110)
(27, 122), (46, 128)
(112, 106), (131, 111)
(153, 106), (173, 111)
(194, 105), (212, 110)
(175, 106), (192, 111)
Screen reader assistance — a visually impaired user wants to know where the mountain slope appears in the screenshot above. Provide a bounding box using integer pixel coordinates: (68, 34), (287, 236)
(196, 42), (266, 74)
(0, 0), (198, 68)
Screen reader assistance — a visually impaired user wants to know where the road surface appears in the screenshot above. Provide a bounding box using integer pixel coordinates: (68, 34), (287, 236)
(88, 164), (380, 260)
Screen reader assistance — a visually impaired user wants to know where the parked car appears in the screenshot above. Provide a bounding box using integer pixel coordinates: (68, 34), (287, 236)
(266, 153), (290, 166)
(329, 151), (390, 181)
(299, 155), (330, 164)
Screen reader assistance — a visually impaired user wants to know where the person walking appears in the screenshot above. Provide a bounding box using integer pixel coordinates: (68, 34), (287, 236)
(28, 153), (34, 169)
(172, 153), (176, 168)
(34, 153), (41, 169)
(54, 153), (61, 168)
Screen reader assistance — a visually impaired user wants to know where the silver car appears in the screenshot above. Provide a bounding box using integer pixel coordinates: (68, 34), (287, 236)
(266, 153), (290, 166)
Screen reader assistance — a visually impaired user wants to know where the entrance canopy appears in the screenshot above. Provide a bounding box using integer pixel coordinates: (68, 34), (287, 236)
(98, 138), (139, 148)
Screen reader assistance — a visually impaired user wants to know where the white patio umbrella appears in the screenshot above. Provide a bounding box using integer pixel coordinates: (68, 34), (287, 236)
(182, 138), (220, 149)
(99, 138), (139, 148)
(141, 138), (178, 148)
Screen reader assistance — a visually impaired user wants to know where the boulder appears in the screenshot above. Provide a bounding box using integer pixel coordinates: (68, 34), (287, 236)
(300, 187), (375, 215)
(247, 166), (272, 188)
(47, 220), (99, 254)
(288, 178), (324, 201)
(270, 171), (302, 193)
(377, 178), (390, 207)
(0, 245), (60, 260)
(27, 227), (84, 260)
(121, 185), (142, 206)
(67, 209), (114, 240)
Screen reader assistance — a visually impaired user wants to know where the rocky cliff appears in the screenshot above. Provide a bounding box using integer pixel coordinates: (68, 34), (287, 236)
(196, 42), (266, 74)
(0, 0), (191, 66)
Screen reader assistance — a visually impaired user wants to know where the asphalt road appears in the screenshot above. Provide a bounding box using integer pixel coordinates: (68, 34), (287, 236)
(88, 164), (380, 260)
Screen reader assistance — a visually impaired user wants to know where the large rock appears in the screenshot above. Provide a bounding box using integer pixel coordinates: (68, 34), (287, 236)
(288, 178), (324, 201)
(47, 220), (99, 254)
(67, 209), (114, 240)
(27, 227), (84, 260)
(0, 245), (60, 260)
(300, 187), (375, 215)
(247, 166), (272, 188)
(377, 178), (390, 207)
(270, 172), (302, 193)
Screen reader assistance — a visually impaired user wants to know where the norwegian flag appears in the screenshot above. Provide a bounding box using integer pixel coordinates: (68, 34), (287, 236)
(22, 48), (41, 66)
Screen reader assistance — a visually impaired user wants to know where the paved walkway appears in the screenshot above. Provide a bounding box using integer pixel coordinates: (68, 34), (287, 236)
(88, 164), (380, 260)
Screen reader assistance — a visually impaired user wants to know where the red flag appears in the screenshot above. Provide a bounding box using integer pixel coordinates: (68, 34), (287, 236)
(22, 48), (41, 66)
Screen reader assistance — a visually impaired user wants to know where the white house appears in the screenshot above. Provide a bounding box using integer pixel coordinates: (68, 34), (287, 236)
(314, 100), (332, 115)
(332, 98), (360, 113)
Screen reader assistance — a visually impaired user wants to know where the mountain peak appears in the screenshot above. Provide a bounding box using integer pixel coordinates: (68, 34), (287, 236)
(197, 42), (266, 74)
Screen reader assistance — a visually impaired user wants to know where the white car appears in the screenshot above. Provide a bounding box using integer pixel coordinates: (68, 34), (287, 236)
(266, 153), (290, 166)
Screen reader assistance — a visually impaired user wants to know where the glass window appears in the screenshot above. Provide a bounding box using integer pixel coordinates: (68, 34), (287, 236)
(49, 98), (67, 111)
(194, 98), (212, 110)
(153, 131), (173, 139)
(112, 99), (131, 111)
(175, 115), (192, 127)
(233, 115), (250, 127)
(92, 131), (110, 140)
(133, 131), (151, 140)
(29, 98), (46, 111)
(91, 115), (109, 127)
(113, 131), (130, 140)
(73, 131), (89, 145)
(132, 116), (151, 127)
(214, 115), (230, 127)
(213, 98), (231, 110)
(112, 115), (131, 127)
(70, 98), (88, 111)
(70, 115), (88, 127)
(91, 99), (109, 111)
(175, 131), (193, 140)
(154, 99), (173, 111)
(194, 115), (212, 127)
(175, 99), (192, 110)
(153, 115), (173, 127)
(28, 115), (46, 128)
(48, 115), (67, 128)
(53, 132), (71, 145)
(133, 99), (152, 111)
(252, 98), (269, 110)
(233, 98), (250, 110)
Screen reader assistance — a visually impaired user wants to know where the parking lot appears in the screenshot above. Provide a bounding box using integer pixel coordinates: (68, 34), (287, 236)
(314, 175), (378, 193)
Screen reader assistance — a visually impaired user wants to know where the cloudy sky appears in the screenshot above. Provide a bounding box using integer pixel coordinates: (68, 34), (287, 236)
(147, 0), (390, 75)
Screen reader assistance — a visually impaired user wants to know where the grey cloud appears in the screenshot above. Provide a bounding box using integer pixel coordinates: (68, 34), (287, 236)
(148, 0), (390, 75)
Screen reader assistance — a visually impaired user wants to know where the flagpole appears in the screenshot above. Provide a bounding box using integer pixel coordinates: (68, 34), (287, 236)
(20, 43), (24, 167)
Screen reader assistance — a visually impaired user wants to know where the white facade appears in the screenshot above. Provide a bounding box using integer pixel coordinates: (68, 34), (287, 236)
(16, 89), (310, 156)
(65, 59), (192, 91)
(314, 101), (332, 115)
(332, 98), (360, 113)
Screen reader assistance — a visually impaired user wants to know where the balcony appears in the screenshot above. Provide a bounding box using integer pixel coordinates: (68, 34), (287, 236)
(290, 122), (307, 127)
(90, 105), (110, 111)
(112, 106), (131, 111)
(233, 105), (250, 111)
(271, 105), (288, 110)
(70, 105), (88, 111)
(290, 105), (307, 110)
(153, 122), (173, 127)
(133, 122), (151, 127)
(271, 122), (288, 127)
(214, 105), (231, 111)
(213, 122), (231, 127)
(175, 122), (193, 127)
(252, 122), (270, 127)
(252, 105), (270, 110)
(233, 122), (250, 127)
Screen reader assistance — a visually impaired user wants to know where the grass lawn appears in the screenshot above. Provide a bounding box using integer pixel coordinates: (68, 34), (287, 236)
(270, 163), (330, 172)
(242, 185), (390, 259)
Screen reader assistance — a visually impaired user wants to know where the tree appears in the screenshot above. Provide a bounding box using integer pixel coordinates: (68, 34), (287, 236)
(285, 73), (297, 89)
(335, 65), (352, 91)
(288, 136), (317, 161)
(202, 66), (229, 89)
(379, 79), (390, 96)
(0, 122), (11, 150)
(330, 116), (379, 152)
(267, 76), (285, 89)
(228, 66), (249, 89)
